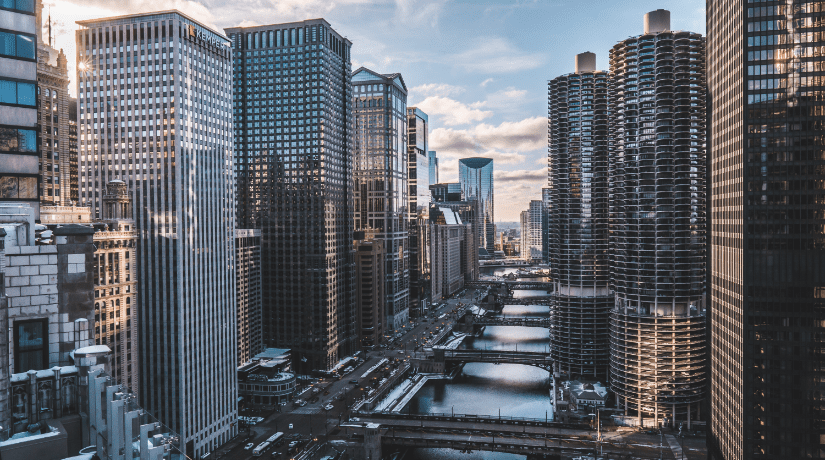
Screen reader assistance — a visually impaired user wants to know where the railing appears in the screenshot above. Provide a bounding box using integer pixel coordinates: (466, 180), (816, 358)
(356, 410), (589, 429)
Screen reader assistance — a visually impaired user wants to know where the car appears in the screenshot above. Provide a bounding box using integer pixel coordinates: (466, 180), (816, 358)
(645, 430), (658, 435)
(244, 443), (255, 450)
(349, 379), (358, 384)
(270, 452), (282, 459)
(288, 423), (294, 430)
(397, 350), (404, 354)
(324, 404), (334, 410)
(288, 441), (299, 449)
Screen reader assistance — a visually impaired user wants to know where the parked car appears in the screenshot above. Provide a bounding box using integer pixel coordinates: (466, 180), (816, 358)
(349, 379), (358, 384)
(244, 443), (255, 450)
(324, 404), (334, 411)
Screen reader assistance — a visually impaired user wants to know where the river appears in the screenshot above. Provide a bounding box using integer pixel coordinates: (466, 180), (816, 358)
(400, 300), (552, 460)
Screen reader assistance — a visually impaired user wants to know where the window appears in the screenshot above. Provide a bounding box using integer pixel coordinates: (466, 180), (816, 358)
(0, 79), (36, 106)
(0, 126), (35, 153)
(0, 31), (34, 60)
(0, 175), (37, 199)
(0, 0), (34, 14)
(15, 319), (47, 372)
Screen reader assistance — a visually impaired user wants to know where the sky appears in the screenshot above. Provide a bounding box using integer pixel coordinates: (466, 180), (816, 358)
(44, 0), (705, 222)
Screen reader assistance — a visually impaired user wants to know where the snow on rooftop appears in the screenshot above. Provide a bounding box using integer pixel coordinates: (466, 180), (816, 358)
(74, 345), (111, 355)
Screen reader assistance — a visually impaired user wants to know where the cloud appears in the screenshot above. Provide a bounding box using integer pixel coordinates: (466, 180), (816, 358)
(452, 37), (545, 73)
(494, 171), (547, 221)
(409, 83), (466, 99)
(414, 96), (493, 126)
(495, 169), (546, 183)
(435, 116), (546, 153)
(480, 78), (495, 87)
(393, 0), (445, 27)
(471, 86), (529, 110)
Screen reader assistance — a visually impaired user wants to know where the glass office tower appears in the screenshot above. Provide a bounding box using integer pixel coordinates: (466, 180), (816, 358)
(708, 1), (825, 458)
(548, 53), (611, 380)
(226, 20), (355, 371)
(352, 67), (409, 330)
(459, 157), (494, 253)
(76, 12), (236, 457)
(428, 150), (438, 185)
(408, 107), (430, 317)
(608, 10), (707, 428)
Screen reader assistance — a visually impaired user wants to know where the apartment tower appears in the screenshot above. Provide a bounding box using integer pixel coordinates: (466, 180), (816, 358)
(225, 20), (356, 370)
(708, 1), (825, 458)
(76, 12), (237, 457)
(608, 10), (707, 428)
(548, 52), (611, 380)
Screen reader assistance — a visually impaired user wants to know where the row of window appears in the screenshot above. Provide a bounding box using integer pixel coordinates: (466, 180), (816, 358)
(0, 126), (35, 153)
(0, 79), (35, 106)
(0, 31), (34, 60)
(0, 0), (34, 14)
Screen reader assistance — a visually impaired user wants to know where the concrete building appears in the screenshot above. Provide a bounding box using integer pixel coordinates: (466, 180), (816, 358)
(35, 5), (72, 206)
(430, 207), (475, 302)
(527, 200), (543, 261)
(548, 53), (611, 380)
(0, 0), (40, 217)
(608, 10), (707, 428)
(77, 12), (237, 457)
(352, 67), (409, 330)
(226, 20), (356, 372)
(407, 107), (429, 319)
(459, 158), (494, 253)
(541, 187), (550, 264)
(707, 1), (825, 458)
(236, 229), (262, 365)
(520, 210), (529, 258)
(429, 200), (479, 282)
(238, 349), (295, 408)
(354, 234), (385, 348)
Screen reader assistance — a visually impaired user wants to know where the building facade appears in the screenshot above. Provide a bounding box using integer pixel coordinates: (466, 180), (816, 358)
(36, 38), (71, 206)
(236, 229), (262, 365)
(92, 180), (138, 396)
(76, 12), (237, 457)
(0, 0), (39, 216)
(226, 20), (356, 371)
(708, 1), (825, 458)
(527, 199), (543, 260)
(428, 150), (438, 185)
(459, 157), (494, 253)
(548, 52), (612, 380)
(407, 107), (429, 318)
(430, 207), (474, 302)
(354, 235), (385, 348)
(608, 10), (707, 428)
(352, 67), (409, 330)
(541, 187), (551, 264)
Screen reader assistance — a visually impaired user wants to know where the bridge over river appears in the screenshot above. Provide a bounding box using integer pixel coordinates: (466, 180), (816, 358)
(421, 348), (554, 371)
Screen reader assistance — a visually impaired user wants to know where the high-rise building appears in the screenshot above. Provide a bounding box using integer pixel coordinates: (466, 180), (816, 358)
(36, 5), (72, 206)
(520, 210), (529, 258)
(76, 12), (237, 457)
(459, 157), (495, 253)
(541, 187), (551, 264)
(225, 20), (356, 371)
(0, 0), (39, 216)
(608, 10), (707, 428)
(408, 107), (430, 318)
(354, 234), (385, 348)
(708, 1), (825, 458)
(428, 150), (438, 185)
(352, 67), (409, 330)
(68, 97), (78, 204)
(548, 52), (611, 380)
(430, 207), (475, 302)
(236, 229), (262, 365)
(93, 180), (138, 395)
(430, 182), (462, 202)
(527, 200), (543, 260)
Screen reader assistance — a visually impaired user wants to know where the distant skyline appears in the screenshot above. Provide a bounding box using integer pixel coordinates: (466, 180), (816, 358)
(44, 0), (704, 220)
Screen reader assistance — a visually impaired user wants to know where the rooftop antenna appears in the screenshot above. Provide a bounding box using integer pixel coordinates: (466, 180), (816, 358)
(48, 6), (52, 48)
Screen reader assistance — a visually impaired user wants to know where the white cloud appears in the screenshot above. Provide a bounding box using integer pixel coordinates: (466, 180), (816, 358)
(409, 83), (466, 99)
(393, 0), (445, 28)
(453, 37), (545, 74)
(415, 96), (493, 126)
(494, 170), (547, 221)
(471, 86), (529, 110)
(480, 78), (495, 87)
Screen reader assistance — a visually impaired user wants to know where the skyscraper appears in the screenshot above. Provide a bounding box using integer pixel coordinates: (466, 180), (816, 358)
(0, 0), (39, 215)
(708, 1), (825, 458)
(428, 150), (438, 185)
(76, 12), (237, 457)
(408, 107), (429, 317)
(226, 20), (356, 371)
(548, 53), (611, 380)
(527, 199), (543, 260)
(608, 10), (707, 428)
(236, 229), (262, 365)
(352, 67), (409, 330)
(459, 157), (494, 253)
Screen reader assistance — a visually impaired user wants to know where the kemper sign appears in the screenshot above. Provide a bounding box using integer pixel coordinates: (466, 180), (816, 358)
(186, 23), (223, 47)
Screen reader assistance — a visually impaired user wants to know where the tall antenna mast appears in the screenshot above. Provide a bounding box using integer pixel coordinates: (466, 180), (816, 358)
(48, 6), (52, 47)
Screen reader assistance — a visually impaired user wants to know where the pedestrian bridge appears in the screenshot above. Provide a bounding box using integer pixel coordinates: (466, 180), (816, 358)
(465, 280), (554, 291)
(496, 296), (553, 305)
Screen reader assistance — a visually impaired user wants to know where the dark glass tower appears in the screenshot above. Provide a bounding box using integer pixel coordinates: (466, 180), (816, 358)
(548, 52), (611, 380)
(459, 157), (495, 253)
(708, 1), (825, 458)
(226, 20), (355, 372)
(352, 67), (409, 330)
(408, 107), (430, 317)
(608, 10), (708, 428)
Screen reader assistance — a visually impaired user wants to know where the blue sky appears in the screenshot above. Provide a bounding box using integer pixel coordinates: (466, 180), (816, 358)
(49, 0), (704, 221)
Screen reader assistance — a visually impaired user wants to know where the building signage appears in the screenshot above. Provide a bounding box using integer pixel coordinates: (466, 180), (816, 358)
(186, 23), (223, 47)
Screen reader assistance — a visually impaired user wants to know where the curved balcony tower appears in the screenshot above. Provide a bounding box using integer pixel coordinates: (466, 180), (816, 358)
(608, 9), (708, 428)
(548, 53), (611, 380)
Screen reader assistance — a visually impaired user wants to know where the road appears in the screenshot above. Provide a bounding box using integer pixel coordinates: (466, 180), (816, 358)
(211, 289), (484, 460)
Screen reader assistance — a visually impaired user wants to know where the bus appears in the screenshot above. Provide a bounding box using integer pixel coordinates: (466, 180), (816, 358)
(266, 432), (284, 445)
(252, 441), (270, 457)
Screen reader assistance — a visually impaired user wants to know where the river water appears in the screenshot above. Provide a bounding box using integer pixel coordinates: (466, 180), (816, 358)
(400, 299), (551, 460)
